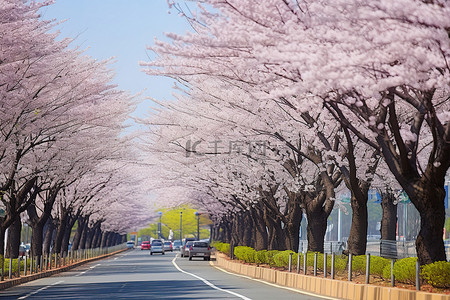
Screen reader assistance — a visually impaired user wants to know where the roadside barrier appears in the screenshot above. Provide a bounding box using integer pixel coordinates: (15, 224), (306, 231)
(0, 243), (128, 290)
(214, 252), (450, 300)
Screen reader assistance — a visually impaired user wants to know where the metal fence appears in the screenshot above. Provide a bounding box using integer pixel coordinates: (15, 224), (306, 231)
(299, 240), (450, 260)
(0, 243), (128, 281)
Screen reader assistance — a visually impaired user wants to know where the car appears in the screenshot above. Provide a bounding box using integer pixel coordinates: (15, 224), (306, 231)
(180, 238), (196, 257)
(188, 241), (211, 261)
(181, 241), (194, 257)
(141, 241), (150, 250)
(163, 241), (173, 252)
(126, 241), (135, 249)
(173, 240), (182, 251)
(150, 240), (165, 255)
(19, 244), (26, 257)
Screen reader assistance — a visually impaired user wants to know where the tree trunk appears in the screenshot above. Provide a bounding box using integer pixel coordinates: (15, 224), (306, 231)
(410, 176), (446, 264)
(61, 215), (77, 254)
(53, 211), (68, 254)
(380, 190), (398, 258)
(5, 218), (21, 258)
(30, 222), (44, 258)
(43, 219), (55, 255)
(250, 208), (268, 250)
(306, 209), (328, 253)
(346, 190), (369, 255)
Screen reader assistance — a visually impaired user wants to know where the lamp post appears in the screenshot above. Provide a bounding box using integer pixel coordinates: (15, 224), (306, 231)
(180, 211), (183, 241)
(194, 211), (200, 240)
(158, 211), (162, 239)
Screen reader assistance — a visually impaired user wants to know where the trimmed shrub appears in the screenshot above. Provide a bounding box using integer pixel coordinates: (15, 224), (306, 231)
(234, 246), (256, 263)
(264, 250), (280, 267)
(255, 250), (267, 264)
(421, 261), (450, 288)
(382, 257), (417, 284)
(351, 255), (389, 277)
(273, 250), (295, 268)
(214, 242), (231, 256)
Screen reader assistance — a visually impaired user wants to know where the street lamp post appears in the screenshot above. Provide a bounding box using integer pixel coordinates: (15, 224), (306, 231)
(158, 211), (162, 239)
(180, 211), (183, 241)
(194, 211), (200, 240)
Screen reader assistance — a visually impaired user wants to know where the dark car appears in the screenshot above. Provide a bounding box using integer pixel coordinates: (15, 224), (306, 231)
(141, 241), (150, 250)
(188, 241), (211, 261)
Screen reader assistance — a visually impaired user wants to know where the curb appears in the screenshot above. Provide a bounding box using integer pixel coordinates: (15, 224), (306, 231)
(213, 253), (450, 300)
(0, 248), (128, 291)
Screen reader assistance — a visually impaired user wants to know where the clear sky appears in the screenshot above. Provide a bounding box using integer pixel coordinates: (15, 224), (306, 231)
(40, 0), (193, 120)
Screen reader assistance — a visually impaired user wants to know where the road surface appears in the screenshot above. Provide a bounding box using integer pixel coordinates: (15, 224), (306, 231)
(0, 249), (331, 299)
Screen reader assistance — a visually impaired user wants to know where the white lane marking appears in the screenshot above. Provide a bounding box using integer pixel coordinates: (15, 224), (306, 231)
(18, 280), (64, 299)
(172, 256), (252, 300)
(211, 264), (336, 300)
(75, 263), (101, 276)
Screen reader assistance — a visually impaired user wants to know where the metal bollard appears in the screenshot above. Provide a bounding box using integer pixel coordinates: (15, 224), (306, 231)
(30, 255), (33, 274)
(391, 259), (395, 287)
(297, 253), (300, 273)
(9, 258), (12, 279)
(313, 252), (318, 276)
(288, 252), (292, 272)
(416, 260), (420, 291)
(324, 253), (327, 278)
(365, 254), (370, 284)
(24, 255), (27, 276)
(18, 256), (21, 277)
(40, 255), (43, 272)
(348, 253), (353, 281)
(331, 253), (335, 279)
(303, 252), (307, 275)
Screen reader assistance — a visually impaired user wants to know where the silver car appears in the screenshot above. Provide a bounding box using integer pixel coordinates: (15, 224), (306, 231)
(181, 241), (194, 257)
(188, 241), (211, 261)
(150, 240), (165, 255)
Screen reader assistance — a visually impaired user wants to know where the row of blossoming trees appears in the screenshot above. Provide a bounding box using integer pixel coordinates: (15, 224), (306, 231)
(0, 1), (152, 261)
(141, 0), (450, 265)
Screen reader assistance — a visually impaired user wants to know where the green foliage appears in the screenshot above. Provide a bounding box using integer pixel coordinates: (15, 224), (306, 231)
(351, 255), (389, 277)
(272, 250), (295, 268)
(255, 250), (267, 264)
(421, 261), (450, 288)
(382, 257), (418, 284)
(136, 205), (211, 240)
(234, 246), (256, 263)
(264, 250), (280, 267)
(213, 242), (230, 256)
(1, 257), (29, 276)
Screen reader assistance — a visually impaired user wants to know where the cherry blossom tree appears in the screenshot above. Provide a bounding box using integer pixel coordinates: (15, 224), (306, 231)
(145, 0), (449, 264)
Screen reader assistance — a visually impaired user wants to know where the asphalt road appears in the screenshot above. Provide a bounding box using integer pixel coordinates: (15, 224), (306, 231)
(0, 249), (331, 299)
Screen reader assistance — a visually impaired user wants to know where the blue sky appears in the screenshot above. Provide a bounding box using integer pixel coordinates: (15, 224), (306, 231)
(40, 0), (193, 120)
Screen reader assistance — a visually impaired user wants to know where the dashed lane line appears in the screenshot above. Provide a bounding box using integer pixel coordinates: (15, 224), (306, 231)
(17, 280), (64, 299)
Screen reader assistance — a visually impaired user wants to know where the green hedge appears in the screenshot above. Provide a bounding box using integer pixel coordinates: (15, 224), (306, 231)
(213, 242), (231, 256)
(273, 250), (295, 268)
(421, 261), (450, 288)
(212, 242), (449, 289)
(352, 255), (389, 277)
(234, 246), (256, 263)
(382, 257), (417, 284)
(0, 257), (29, 276)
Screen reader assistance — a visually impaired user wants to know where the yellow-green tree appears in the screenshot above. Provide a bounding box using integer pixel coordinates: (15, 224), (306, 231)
(137, 206), (211, 240)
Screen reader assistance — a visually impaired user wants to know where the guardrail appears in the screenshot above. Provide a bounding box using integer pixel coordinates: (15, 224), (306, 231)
(0, 243), (127, 281)
(298, 240), (450, 260)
